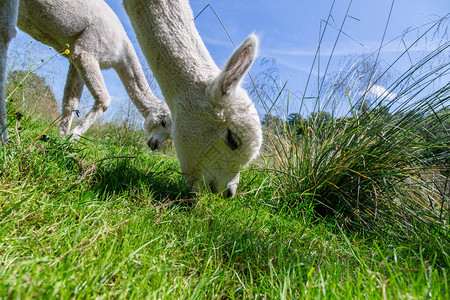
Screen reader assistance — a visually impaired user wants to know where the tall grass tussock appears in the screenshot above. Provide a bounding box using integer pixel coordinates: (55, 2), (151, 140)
(265, 49), (449, 237)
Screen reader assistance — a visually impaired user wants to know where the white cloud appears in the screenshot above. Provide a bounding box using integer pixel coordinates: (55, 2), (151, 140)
(264, 38), (445, 59)
(202, 36), (235, 49)
(365, 84), (397, 101)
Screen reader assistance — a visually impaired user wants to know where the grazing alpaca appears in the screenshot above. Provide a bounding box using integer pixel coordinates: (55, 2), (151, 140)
(0, 0), (20, 143)
(123, 0), (262, 197)
(16, 0), (171, 147)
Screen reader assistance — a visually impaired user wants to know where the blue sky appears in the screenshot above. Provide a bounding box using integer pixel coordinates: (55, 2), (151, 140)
(8, 0), (449, 120)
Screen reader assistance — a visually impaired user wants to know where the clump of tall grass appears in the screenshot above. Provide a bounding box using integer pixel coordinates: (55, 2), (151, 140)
(260, 16), (449, 239)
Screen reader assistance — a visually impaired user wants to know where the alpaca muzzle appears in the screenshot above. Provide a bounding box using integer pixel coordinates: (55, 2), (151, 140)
(147, 137), (159, 150)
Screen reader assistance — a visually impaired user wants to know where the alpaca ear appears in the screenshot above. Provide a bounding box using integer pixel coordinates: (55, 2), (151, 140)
(214, 34), (259, 96)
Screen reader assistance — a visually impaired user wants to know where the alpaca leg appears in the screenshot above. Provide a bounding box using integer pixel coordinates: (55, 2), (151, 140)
(59, 63), (84, 136)
(0, 0), (20, 143)
(0, 46), (9, 143)
(69, 54), (110, 139)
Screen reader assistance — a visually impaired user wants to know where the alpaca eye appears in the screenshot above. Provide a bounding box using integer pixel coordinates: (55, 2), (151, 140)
(225, 128), (240, 151)
(161, 119), (166, 128)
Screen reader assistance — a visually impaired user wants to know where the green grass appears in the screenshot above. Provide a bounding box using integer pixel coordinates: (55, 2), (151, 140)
(0, 115), (448, 299)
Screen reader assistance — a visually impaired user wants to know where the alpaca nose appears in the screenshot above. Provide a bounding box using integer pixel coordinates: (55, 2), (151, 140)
(147, 137), (159, 150)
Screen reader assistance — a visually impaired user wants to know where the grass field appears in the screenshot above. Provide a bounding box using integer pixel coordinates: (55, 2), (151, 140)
(0, 108), (448, 298)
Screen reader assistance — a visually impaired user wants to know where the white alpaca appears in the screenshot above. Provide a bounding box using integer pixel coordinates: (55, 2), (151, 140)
(16, 0), (171, 148)
(123, 0), (263, 197)
(0, 0), (20, 143)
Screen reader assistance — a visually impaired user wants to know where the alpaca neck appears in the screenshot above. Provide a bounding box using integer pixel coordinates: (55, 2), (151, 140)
(116, 42), (159, 118)
(124, 0), (220, 101)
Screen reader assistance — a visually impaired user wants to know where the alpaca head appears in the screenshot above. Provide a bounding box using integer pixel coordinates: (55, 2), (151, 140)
(144, 101), (172, 150)
(172, 34), (262, 197)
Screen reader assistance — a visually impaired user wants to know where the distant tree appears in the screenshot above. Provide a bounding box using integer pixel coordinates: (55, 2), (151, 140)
(309, 111), (332, 128)
(261, 113), (285, 126)
(287, 113), (302, 125)
(285, 113), (304, 138)
(6, 70), (59, 121)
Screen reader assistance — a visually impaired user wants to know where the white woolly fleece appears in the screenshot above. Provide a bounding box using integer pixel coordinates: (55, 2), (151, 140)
(14, 0), (171, 146)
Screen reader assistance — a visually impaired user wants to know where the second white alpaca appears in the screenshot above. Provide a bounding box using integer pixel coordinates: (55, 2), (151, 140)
(0, 0), (19, 143)
(17, 0), (171, 148)
(124, 0), (263, 197)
